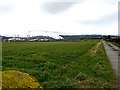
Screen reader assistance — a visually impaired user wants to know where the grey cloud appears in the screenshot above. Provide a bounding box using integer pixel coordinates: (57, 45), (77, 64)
(28, 30), (71, 34)
(43, 30), (68, 34)
(41, 2), (79, 14)
(80, 11), (117, 26)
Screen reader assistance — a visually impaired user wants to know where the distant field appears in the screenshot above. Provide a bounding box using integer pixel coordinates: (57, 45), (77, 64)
(2, 40), (117, 88)
(105, 38), (120, 48)
(111, 42), (120, 48)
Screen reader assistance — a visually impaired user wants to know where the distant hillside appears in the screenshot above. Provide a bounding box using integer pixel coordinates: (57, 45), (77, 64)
(1, 35), (56, 41)
(59, 35), (119, 40)
(1, 35), (119, 41)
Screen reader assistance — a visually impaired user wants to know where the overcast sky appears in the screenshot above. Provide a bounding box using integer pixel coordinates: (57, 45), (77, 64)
(0, 0), (118, 38)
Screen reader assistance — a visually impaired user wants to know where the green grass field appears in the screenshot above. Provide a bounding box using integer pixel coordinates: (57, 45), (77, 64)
(2, 40), (117, 88)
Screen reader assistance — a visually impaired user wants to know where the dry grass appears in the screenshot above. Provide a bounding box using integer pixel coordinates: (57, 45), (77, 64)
(88, 41), (103, 56)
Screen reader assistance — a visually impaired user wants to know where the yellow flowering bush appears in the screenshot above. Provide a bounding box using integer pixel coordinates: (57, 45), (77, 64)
(2, 70), (43, 89)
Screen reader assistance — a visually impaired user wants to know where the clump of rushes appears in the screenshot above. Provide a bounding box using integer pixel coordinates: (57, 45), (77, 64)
(75, 72), (87, 81)
(2, 70), (43, 89)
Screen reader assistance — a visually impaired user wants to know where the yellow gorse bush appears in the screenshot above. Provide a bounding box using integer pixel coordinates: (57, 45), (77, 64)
(2, 70), (43, 89)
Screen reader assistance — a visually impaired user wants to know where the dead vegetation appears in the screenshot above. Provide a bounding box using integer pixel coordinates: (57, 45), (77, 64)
(88, 41), (103, 56)
(75, 72), (87, 81)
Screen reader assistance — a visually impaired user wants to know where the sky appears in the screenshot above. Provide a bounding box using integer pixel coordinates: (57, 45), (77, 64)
(0, 0), (119, 39)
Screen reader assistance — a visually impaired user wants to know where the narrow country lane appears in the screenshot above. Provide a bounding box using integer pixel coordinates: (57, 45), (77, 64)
(102, 40), (120, 88)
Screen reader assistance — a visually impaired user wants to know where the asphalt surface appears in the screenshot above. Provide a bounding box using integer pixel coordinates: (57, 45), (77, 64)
(102, 40), (119, 89)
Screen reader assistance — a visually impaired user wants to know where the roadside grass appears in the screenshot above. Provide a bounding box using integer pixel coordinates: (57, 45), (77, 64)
(70, 41), (117, 88)
(2, 40), (116, 88)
